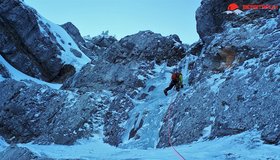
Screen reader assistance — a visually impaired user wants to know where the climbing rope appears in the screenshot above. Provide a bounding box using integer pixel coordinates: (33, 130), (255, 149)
(168, 103), (186, 160)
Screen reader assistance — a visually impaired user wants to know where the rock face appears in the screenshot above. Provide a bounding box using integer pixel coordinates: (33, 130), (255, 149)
(62, 62), (146, 94)
(196, 0), (277, 43)
(157, 0), (280, 147)
(84, 35), (118, 60)
(61, 22), (85, 46)
(0, 1), (187, 147)
(103, 31), (185, 66)
(62, 60), (150, 147)
(63, 31), (186, 146)
(63, 31), (186, 94)
(0, 64), (10, 78)
(61, 22), (93, 58)
(103, 95), (135, 146)
(193, 1), (280, 85)
(0, 79), (108, 145)
(83, 30), (186, 65)
(1, 0), (279, 156)
(0, 0), (88, 82)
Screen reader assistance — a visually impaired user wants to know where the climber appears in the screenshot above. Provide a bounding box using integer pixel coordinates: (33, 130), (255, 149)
(164, 68), (183, 96)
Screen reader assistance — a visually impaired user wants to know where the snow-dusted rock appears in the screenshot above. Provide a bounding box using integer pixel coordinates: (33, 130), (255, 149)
(83, 35), (117, 60)
(0, 64), (10, 79)
(62, 32), (185, 147)
(196, 0), (278, 43)
(0, 79), (108, 145)
(103, 95), (135, 146)
(61, 22), (94, 59)
(103, 31), (186, 66)
(1, 0), (279, 156)
(83, 30), (186, 66)
(0, 0), (89, 82)
(62, 62), (146, 94)
(158, 0), (280, 147)
(0, 146), (54, 160)
(61, 22), (85, 47)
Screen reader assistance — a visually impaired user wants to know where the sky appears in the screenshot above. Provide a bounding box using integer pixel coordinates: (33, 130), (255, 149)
(24, 0), (201, 44)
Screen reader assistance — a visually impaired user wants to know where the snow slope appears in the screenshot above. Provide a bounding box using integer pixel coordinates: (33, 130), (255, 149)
(36, 14), (90, 72)
(0, 55), (62, 89)
(11, 131), (280, 160)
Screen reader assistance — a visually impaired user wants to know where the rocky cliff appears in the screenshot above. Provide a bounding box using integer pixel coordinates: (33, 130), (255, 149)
(158, 0), (280, 147)
(0, 0), (279, 159)
(62, 30), (186, 147)
(0, 0), (90, 82)
(0, 0), (187, 148)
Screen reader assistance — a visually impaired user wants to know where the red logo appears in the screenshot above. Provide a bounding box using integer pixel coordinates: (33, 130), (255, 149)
(228, 3), (239, 11)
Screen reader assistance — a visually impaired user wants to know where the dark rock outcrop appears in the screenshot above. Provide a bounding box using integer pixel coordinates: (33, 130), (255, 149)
(61, 22), (85, 46)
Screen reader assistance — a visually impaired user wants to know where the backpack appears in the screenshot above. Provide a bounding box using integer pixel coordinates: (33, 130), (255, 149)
(171, 72), (181, 81)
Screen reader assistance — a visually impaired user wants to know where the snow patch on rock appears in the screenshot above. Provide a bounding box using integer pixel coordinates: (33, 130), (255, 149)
(37, 15), (90, 72)
(0, 55), (61, 89)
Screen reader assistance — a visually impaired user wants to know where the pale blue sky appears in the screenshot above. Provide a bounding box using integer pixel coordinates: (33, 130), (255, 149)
(25, 0), (201, 44)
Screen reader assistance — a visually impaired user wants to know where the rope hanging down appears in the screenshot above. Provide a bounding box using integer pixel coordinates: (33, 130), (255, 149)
(168, 104), (186, 160)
